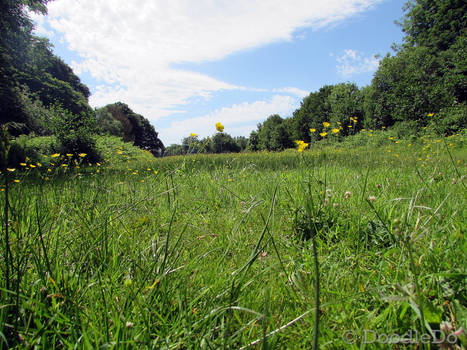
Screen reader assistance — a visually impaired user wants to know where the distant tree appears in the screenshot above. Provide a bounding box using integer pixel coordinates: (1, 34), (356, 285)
(290, 86), (333, 142)
(233, 136), (248, 151)
(257, 114), (293, 151)
(246, 130), (259, 151)
(211, 132), (240, 153)
(328, 83), (363, 136)
(96, 102), (165, 156)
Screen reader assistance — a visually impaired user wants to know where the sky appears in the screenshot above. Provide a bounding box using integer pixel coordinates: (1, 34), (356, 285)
(31, 0), (406, 146)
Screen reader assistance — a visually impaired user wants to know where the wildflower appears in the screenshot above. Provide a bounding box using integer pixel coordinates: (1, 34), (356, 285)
(323, 122), (330, 128)
(344, 191), (351, 199)
(376, 183), (382, 189)
(154, 170), (158, 175)
(20, 162), (27, 166)
(117, 150), (123, 155)
(368, 196), (376, 202)
(36, 162), (41, 167)
(228, 178), (232, 182)
(331, 128), (339, 134)
(146, 279), (159, 290)
(66, 153), (73, 157)
(51, 153), (60, 158)
(13, 179), (20, 183)
(427, 113), (434, 117)
(190, 133), (197, 137)
(319, 132), (327, 137)
(348, 125), (352, 128)
(309, 128), (316, 133)
(29, 164), (36, 168)
(47, 168), (52, 172)
(215, 122), (224, 132)
(78, 153), (87, 157)
(361, 129), (366, 132)
(6, 168), (15, 172)
(126, 322), (134, 328)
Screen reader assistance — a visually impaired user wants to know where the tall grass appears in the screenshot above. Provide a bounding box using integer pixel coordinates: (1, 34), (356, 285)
(0, 131), (466, 348)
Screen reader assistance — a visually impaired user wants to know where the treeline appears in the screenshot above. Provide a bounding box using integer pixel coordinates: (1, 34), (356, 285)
(0, 0), (164, 165)
(167, 0), (466, 155)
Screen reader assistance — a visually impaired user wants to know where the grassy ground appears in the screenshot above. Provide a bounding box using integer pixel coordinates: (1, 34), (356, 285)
(1, 132), (466, 349)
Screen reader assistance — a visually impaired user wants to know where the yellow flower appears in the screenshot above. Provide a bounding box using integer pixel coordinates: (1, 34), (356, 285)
(13, 179), (20, 183)
(323, 122), (330, 128)
(348, 125), (352, 128)
(66, 153), (73, 157)
(47, 168), (52, 172)
(297, 141), (309, 152)
(389, 136), (394, 140)
(215, 122), (224, 132)
(427, 113), (434, 117)
(6, 168), (15, 172)
(116, 150), (123, 155)
(20, 162), (27, 166)
(78, 153), (87, 157)
(320, 132), (327, 137)
(36, 162), (41, 167)
(29, 164), (36, 168)
(331, 128), (339, 134)
(190, 133), (197, 137)
(309, 128), (316, 133)
(61, 164), (68, 167)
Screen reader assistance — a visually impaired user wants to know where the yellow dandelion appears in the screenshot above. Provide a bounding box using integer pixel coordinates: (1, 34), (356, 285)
(389, 136), (394, 140)
(323, 122), (330, 128)
(141, 179), (145, 183)
(190, 133), (197, 137)
(6, 168), (15, 172)
(78, 153), (87, 157)
(215, 122), (224, 132)
(36, 162), (41, 167)
(66, 153), (73, 157)
(309, 128), (316, 133)
(61, 164), (68, 167)
(132, 171), (138, 175)
(29, 164), (36, 168)
(319, 132), (327, 137)
(331, 128), (339, 134)
(117, 150), (123, 155)
(47, 168), (52, 172)
(154, 170), (158, 175)
(20, 162), (27, 166)
(348, 125), (352, 128)
(13, 179), (20, 183)
(427, 113), (434, 117)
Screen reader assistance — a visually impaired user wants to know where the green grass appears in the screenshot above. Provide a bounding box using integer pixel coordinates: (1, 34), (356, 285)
(1, 131), (466, 349)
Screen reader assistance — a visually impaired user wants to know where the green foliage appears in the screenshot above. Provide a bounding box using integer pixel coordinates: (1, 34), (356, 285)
(211, 132), (240, 153)
(290, 86), (332, 142)
(328, 83), (363, 136)
(257, 114), (293, 151)
(49, 105), (101, 162)
(96, 102), (165, 157)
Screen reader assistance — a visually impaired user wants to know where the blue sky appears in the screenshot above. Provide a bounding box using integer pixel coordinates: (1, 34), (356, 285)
(32, 0), (406, 145)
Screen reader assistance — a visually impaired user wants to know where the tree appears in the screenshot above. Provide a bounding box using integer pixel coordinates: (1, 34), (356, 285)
(96, 102), (165, 156)
(257, 114), (293, 151)
(328, 83), (363, 136)
(290, 86), (332, 142)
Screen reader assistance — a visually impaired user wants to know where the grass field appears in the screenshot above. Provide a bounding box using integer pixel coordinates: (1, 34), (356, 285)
(1, 132), (466, 349)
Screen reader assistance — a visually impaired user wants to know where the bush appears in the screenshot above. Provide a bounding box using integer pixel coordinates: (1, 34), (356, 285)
(49, 105), (101, 163)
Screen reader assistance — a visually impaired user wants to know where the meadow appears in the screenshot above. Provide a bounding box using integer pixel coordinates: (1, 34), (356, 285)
(1, 131), (466, 349)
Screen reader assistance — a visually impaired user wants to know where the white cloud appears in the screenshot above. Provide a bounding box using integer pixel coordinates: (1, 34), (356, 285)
(39, 0), (382, 120)
(336, 49), (380, 77)
(273, 87), (309, 99)
(159, 95), (298, 145)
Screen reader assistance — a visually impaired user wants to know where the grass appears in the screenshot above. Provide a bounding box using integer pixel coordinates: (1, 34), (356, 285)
(1, 130), (466, 349)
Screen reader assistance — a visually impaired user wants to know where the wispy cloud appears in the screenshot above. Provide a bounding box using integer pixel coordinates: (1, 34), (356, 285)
(38, 0), (382, 121)
(336, 49), (380, 77)
(159, 95), (298, 145)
